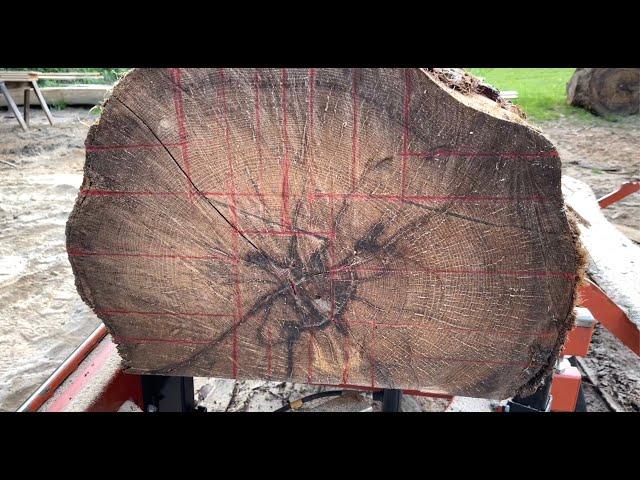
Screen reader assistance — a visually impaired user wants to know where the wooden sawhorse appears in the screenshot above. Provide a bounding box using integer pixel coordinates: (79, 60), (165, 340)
(0, 76), (55, 131)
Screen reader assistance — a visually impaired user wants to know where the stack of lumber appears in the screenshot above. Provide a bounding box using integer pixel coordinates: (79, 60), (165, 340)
(0, 85), (111, 107)
(65, 68), (584, 399)
(34, 71), (103, 81)
(0, 70), (108, 107)
(0, 70), (103, 81)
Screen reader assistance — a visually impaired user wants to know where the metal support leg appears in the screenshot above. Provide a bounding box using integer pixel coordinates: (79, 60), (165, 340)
(0, 81), (28, 131)
(23, 89), (30, 126)
(30, 80), (54, 125)
(381, 389), (402, 412)
(141, 375), (196, 412)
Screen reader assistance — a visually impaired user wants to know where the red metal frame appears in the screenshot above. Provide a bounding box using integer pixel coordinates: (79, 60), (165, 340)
(18, 324), (108, 412)
(578, 279), (639, 355)
(550, 366), (581, 412)
(18, 324), (144, 412)
(598, 181), (639, 209)
(562, 322), (595, 357)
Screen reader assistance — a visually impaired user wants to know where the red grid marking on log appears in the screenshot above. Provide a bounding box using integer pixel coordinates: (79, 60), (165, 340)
(219, 68), (242, 379)
(305, 68), (318, 383)
(82, 71), (566, 383)
(307, 331), (314, 384)
(325, 181), (346, 383)
(305, 68), (322, 383)
(97, 308), (556, 340)
(267, 322), (273, 378)
(80, 189), (188, 197)
(306, 69), (318, 383)
(371, 321), (376, 388)
(79, 189), (551, 204)
(67, 247), (233, 263)
(238, 229), (331, 237)
(306, 68), (319, 200)
(84, 143), (558, 160)
(202, 191), (277, 198)
(97, 309), (233, 318)
(330, 266), (576, 280)
(169, 68), (194, 201)
(76, 189), (550, 203)
(254, 69), (265, 188)
(344, 319), (556, 338)
(400, 149), (559, 158)
(308, 193), (550, 203)
(85, 142), (187, 152)
(280, 68), (292, 232)
(351, 70), (360, 191)
(113, 334), (543, 368)
(401, 69), (411, 200)
(67, 248), (572, 279)
(114, 335), (211, 346)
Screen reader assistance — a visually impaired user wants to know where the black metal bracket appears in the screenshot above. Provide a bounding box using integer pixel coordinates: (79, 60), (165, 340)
(505, 373), (553, 412)
(141, 375), (199, 412)
(381, 389), (402, 412)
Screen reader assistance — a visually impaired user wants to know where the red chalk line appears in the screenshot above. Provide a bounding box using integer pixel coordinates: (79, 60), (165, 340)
(280, 68), (292, 232)
(85, 142), (187, 152)
(401, 69), (411, 199)
(402, 149), (559, 159)
(330, 265), (576, 280)
(345, 319), (556, 338)
(351, 70), (359, 191)
(99, 309), (233, 318)
(219, 68), (242, 379)
(79, 189), (552, 204)
(169, 68), (194, 201)
(113, 334), (542, 368)
(85, 144), (558, 160)
(68, 248), (574, 280)
(67, 247), (233, 262)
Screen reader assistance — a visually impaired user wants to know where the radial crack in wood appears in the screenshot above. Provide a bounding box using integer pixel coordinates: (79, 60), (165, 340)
(66, 68), (585, 399)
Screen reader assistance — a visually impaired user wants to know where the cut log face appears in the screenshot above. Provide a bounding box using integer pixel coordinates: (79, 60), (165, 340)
(66, 68), (584, 399)
(567, 68), (640, 116)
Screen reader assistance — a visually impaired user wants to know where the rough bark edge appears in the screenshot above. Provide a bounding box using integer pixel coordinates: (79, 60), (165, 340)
(512, 210), (589, 398)
(425, 68), (528, 122)
(65, 69), (139, 367)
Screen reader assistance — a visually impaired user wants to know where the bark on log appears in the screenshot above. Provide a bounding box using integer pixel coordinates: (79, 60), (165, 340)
(66, 68), (585, 399)
(567, 68), (640, 116)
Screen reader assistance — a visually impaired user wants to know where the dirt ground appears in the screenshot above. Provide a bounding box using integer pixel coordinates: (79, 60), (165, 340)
(538, 115), (640, 412)
(0, 108), (637, 412)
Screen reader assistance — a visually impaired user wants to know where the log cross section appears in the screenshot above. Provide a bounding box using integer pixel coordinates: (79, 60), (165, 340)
(66, 68), (584, 399)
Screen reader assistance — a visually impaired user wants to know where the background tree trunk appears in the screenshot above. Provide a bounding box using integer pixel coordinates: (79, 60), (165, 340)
(567, 68), (640, 116)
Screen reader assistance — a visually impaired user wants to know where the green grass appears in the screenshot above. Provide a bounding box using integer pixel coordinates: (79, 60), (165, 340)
(467, 68), (595, 121)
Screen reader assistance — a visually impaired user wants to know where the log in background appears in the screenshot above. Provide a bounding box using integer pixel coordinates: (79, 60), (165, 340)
(66, 68), (583, 399)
